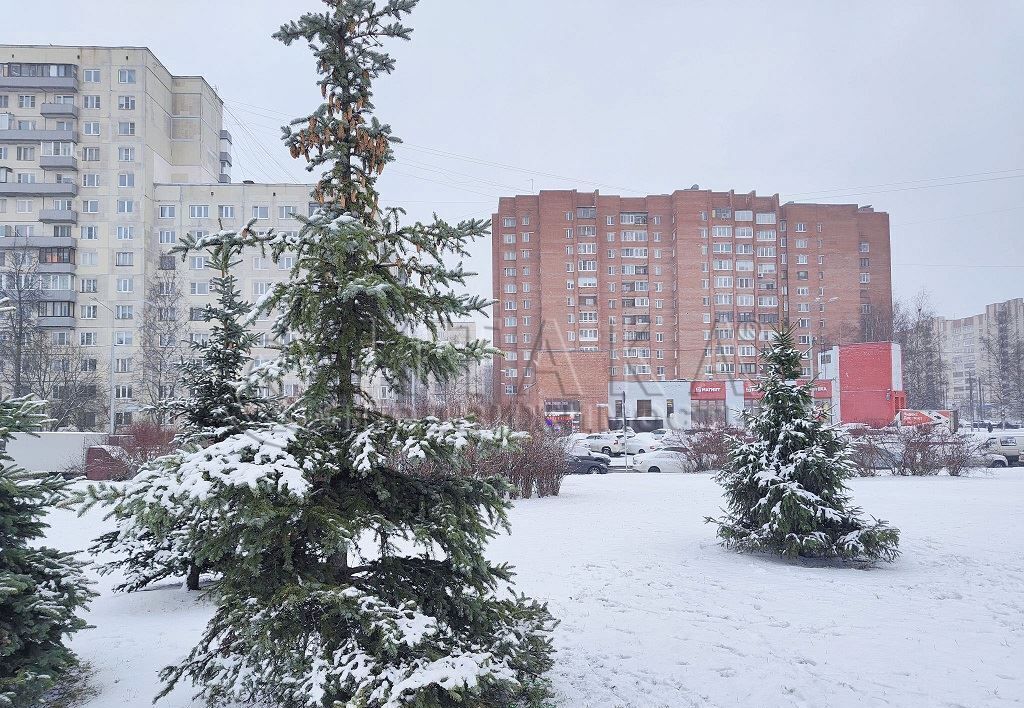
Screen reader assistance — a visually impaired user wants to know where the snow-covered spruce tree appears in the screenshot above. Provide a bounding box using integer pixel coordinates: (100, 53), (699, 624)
(81, 232), (273, 592)
(155, 2), (556, 707)
(706, 325), (901, 562)
(0, 393), (93, 706)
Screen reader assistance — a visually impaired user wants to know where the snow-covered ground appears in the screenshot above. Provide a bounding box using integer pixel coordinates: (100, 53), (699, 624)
(46, 470), (1024, 707)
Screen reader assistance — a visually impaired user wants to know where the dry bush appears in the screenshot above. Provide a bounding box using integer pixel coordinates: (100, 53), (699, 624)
(94, 422), (177, 481)
(387, 395), (566, 499)
(662, 426), (739, 473)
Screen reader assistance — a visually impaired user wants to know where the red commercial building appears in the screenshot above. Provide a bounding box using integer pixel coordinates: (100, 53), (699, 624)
(491, 189), (893, 432)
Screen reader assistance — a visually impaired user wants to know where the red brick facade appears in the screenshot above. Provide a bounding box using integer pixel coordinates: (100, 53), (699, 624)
(491, 189), (892, 432)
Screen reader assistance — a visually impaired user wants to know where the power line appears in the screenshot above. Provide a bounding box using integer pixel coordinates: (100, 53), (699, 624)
(785, 168), (1024, 199)
(223, 103), (303, 183)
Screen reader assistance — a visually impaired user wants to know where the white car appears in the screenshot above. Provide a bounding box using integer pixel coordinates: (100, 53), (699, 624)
(584, 433), (625, 456)
(625, 434), (662, 455)
(631, 447), (691, 474)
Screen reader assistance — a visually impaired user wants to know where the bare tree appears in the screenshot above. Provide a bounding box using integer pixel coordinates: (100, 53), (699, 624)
(0, 249), (44, 397)
(891, 292), (948, 410)
(981, 303), (1024, 423)
(18, 337), (106, 430)
(137, 271), (191, 422)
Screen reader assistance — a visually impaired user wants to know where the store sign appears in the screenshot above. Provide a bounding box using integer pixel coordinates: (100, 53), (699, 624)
(690, 381), (726, 400)
(743, 381), (764, 400)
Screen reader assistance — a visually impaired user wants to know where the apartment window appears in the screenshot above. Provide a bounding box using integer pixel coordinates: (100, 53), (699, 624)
(15, 146), (36, 161)
(78, 304), (97, 320)
(278, 205), (296, 219)
(114, 304), (134, 319)
(15, 199), (33, 213)
(190, 205), (210, 219)
(115, 199), (135, 215)
(80, 332), (97, 346)
(80, 69), (100, 82)
(190, 281), (210, 295)
(17, 94), (36, 109)
(116, 277), (134, 293)
(189, 256), (208, 271)
(253, 256), (269, 270)
(118, 147), (135, 162)
(82, 147), (100, 161)
(860, 257), (870, 268)
(81, 120), (101, 136)
(83, 95), (101, 109)
(860, 273), (871, 284)
(159, 255), (175, 270)
(794, 222), (807, 232)
(115, 226), (134, 241)
(79, 278), (98, 293)
(115, 252), (134, 267)
(82, 200), (99, 213)
(252, 205), (269, 220)
(115, 331), (134, 346)
(115, 358), (133, 374)
(115, 385), (133, 400)
(118, 68), (137, 84)
(118, 173), (135, 188)
(755, 213), (777, 225)
(859, 241), (870, 253)
(118, 95), (136, 110)
(502, 217), (515, 227)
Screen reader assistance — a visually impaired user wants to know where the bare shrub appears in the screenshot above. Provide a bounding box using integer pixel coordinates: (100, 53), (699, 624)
(662, 426), (740, 473)
(938, 431), (980, 477)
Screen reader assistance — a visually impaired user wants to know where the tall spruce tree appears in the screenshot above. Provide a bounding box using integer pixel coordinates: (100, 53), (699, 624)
(0, 391), (93, 706)
(82, 232), (272, 592)
(152, 1), (556, 706)
(707, 325), (901, 562)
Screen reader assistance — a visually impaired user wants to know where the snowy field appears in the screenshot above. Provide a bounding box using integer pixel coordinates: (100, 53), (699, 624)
(46, 470), (1024, 708)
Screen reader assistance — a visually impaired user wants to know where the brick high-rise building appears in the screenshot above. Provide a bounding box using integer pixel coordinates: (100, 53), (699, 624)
(491, 189), (892, 432)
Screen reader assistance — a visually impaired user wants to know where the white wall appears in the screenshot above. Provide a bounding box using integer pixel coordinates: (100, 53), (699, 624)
(4, 432), (107, 473)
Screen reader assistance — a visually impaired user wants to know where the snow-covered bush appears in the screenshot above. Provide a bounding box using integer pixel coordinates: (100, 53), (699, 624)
(706, 325), (900, 563)
(664, 426), (737, 473)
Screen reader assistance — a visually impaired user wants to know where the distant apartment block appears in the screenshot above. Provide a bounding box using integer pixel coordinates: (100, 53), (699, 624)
(933, 297), (1024, 421)
(491, 189), (893, 432)
(0, 45), (313, 428)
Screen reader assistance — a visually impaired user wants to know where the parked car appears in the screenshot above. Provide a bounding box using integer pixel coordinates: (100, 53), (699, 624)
(649, 428), (670, 440)
(584, 433), (625, 456)
(625, 434), (662, 455)
(972, 449), (1009, 468)
(631, 447), (691, 474)
(976, 435), (1021, 465)
(567, 450), (611, 474)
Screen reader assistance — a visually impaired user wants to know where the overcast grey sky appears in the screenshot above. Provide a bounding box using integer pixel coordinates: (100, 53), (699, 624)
(9, 0), (1023, 319)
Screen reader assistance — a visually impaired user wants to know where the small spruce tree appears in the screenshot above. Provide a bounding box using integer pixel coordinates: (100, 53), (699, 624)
(151, 1), (556, 706)
(0, 391), (93, 706)
(706, 324), (901, 562)
(82, 233), (272, 591)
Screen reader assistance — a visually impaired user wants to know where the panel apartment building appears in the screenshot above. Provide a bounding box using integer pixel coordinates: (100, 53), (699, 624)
(933, 297), (1024, 422)
(0, 45), (313, 428)
(491, 189), (893, 432)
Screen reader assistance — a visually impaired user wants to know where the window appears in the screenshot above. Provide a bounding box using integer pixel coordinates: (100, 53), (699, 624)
(755, 213), (777, 225)
(116, 277), (134, 293)
(252, 281), (272, 296)
(83, 94), (101, 109)
(860, 273), (871, 284)
(118, 68), (137, 83)
(80, 332), (97, 346)
(860, 257), (870, 268)
(115, 252), (133, 267)
(502, 217), (515, 228)
(115, 226), (134, 240)
(190, 205), (210, 219)
(83, 121), (101, 136)
(79, 278), (98, 293)
(159, 255), (175, 270)
(859, 241), (870, 253)
(252, 205), (269, 219)
(82, 200), (99, 213)
(115, 121), (136, 137)
(82, 147), (100, 161)
(115, 199), (135, 215)
(82, 68), (101, 82)
(16, 199), (33, 213)
(190, 281), (210, 295)
(795, 222), (807, 232)
(115, 385), (133, 400)
(114, 304), (133, 319)
(118, 95), (136, 110)
(118, 173), (135, 188)
(278, 205), (296, 219)
(217, 205), (235, 219)
(189, 256), (207, 270)
(17, 94), (36, 109)
(16, 146), (36, 161)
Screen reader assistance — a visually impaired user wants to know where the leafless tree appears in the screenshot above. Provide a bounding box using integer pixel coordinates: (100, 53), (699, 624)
(891, 292), (948, 409)
(137, 271), (192, 422)
(980, 304), (1024, 423)
(0, 249), (44, 397)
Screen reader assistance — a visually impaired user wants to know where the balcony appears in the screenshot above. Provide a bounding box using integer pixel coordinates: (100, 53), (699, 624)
(0, 230), (74, 248)
(220, 129), (232, 143)
(40, 103), (79, 118)
(0, 182), (78, 197)
(36, 261), (76, 275)
(0, 75), (78, 92)
(219, 151), (232, 165)
(39, 209), (78, 223)
(218, 173), (231, 184)
(40, 155), (78, 170)
(36, 315), (76, 329)
(0, 128), (78, 143)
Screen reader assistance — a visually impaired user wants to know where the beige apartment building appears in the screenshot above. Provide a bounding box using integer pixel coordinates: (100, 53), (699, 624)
(933, 297), (1024, 422)
(0, 45), (313, 428)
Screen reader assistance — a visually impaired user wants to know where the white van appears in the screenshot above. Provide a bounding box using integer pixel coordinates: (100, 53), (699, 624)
(977, 435), (1021, 465)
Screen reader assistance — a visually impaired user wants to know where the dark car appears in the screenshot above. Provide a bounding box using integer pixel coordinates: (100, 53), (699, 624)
(567, 450), (611, 475)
